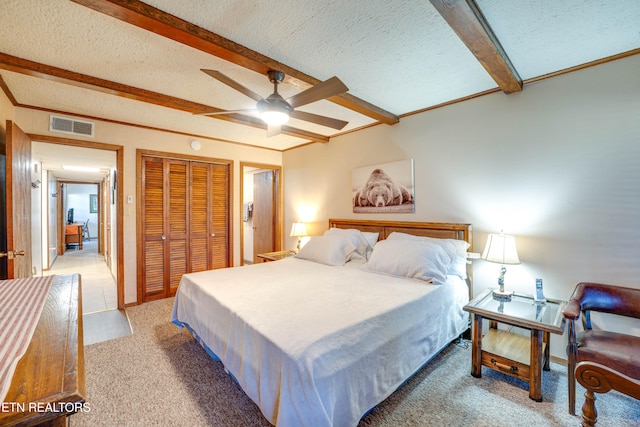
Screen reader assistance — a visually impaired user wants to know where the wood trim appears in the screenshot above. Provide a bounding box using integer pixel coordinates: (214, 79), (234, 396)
(0, 52), (329, 143)
(328, 218), (472, 241)
(239, 162), (283, 266)
(137, 149), (234, 302)
(57, 180), (98, 254)
(328, 218), (473, 298)
(71, 0), (398, 125)
(27, 133), (123, 152)
(135, 151), (144, 303)
(137, 148), (234, 166)
(523, 48), (640, 85)
(0, 75), (17, 105)
(429, 0), (522, 93)
(289, 50), (640, 143)
(18, 104), (285, 152)
(27, 133), (125, 310)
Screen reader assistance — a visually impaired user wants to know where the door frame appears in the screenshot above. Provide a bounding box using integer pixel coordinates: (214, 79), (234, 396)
(136, 149), (233, 302)
(239, 162), (282, 266)
(57, 181), (101, 256)
(29, 134), (125, 309)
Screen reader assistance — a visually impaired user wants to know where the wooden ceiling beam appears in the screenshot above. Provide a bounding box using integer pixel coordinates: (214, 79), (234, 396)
(0, 52), (329, 143)
(71, 0), (399, 125)
(430, 0), (522, 94)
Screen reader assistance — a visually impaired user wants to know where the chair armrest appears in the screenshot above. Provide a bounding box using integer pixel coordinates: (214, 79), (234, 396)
(563, 299), (582, 320)
(570, 282), (640, 319)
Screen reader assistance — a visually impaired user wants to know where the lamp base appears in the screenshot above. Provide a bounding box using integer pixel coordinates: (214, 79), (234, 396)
(492, 288), (513, 301)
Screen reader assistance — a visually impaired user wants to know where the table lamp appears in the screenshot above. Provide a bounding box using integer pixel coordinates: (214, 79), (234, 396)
(482, 231), (520, 300)
(290, 222), (307, 251)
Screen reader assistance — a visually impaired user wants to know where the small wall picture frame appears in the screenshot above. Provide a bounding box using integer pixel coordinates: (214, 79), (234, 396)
(89, 194), (98, 213)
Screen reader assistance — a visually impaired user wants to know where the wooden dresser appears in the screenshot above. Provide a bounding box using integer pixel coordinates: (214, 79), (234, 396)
(0, 274), (85, 426)
(65, 224), (83, 250)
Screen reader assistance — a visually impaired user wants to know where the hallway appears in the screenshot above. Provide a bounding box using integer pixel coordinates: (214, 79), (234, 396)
(44, 239), (116, 313)
(44, 240), (131, 344)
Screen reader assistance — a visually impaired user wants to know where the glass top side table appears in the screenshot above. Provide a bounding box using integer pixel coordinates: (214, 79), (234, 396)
(463, 289), (567, 401)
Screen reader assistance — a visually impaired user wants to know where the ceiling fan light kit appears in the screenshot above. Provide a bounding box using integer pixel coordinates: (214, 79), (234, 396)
(259, 109), (290, 126)
(198, 69), (349, 136)
(257, 75), (292, 125)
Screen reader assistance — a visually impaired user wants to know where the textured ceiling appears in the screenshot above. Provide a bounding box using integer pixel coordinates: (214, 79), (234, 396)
(32, 141), (116, 181)
(1, 0), (639, 157)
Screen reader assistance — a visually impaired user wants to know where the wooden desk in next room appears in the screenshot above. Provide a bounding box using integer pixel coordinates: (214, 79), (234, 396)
(65, 223), (83, 250)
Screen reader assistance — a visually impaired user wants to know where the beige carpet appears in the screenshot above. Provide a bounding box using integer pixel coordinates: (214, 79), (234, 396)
(71, 298), (640, 427)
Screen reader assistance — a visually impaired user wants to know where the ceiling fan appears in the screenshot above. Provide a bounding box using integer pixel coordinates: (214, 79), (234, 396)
(197, 69), (349, 136)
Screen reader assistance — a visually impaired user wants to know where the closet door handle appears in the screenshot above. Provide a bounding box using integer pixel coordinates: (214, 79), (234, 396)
(210, 233), (216, 237)
(161, 235), (166, 240)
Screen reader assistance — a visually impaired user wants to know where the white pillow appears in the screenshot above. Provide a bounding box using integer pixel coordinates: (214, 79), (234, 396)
(362, 232), (380, 249)
(323, 228), (372, 261)
(386, 232), (470, 279)
(295, 235), (357, 266)
(361, 239), (451, 284)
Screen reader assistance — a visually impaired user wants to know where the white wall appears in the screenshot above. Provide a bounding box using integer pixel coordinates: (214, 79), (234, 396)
(243, 169), (255, 263)
(65, 183), (98, 237)
(44, 169), (57, 269)
(108, 169), (117, 279)
(14, 108), (282, 304)
(283, 54), (640, 359)
(30, 158), (42, 276)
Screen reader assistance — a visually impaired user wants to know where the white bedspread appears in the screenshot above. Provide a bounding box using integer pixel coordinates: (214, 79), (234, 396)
(171, 257), (469, 427)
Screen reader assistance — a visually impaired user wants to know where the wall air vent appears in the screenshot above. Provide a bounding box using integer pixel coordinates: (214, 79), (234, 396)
(49, 115), (95, 137)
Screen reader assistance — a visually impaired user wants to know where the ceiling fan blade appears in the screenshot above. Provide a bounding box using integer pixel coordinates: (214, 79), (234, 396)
(201, 69), (264, 102)
(194, 109), (256, 116)
(289, 110), (348, 130)
(266, 125), (281, 137)
(287, 77), (348, 109)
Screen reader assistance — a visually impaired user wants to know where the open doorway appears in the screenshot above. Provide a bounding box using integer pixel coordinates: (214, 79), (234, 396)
(31, 137), (124, 310)
(240, 162), (282, 265)
(58, 182), (100, 254)
(52, 181), (117, 313)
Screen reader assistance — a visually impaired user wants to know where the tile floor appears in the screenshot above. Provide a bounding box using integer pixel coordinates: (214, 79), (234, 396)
(43, 239), (117, 313)
(44, 240), (131, 344)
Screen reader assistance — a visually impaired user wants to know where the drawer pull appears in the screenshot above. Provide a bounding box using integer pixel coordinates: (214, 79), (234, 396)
(490, 358), (518, 372)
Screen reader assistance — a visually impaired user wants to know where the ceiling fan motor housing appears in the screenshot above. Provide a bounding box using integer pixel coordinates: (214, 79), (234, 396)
(267, 70), (285, 84)
(199, 68), (348, 130)
(258, 94), (292, 115)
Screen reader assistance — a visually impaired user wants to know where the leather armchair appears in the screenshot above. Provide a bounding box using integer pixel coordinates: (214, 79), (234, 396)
(563, 282), (640, 426)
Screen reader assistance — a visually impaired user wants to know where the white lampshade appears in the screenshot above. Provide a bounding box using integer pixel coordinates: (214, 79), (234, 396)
(260, 110), (290, 126)
(482, 233), (520, 265)
(289, 222), (307, 237)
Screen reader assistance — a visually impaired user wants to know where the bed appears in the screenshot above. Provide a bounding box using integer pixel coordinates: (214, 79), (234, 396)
(171, 219), (473, 427)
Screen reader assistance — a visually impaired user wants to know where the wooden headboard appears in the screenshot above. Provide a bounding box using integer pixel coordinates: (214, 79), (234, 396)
(328, 218), (474, 296)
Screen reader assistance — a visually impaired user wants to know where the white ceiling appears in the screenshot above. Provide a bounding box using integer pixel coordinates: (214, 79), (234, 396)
(32, 141), (115, 182)
(1, 0), (639, 153)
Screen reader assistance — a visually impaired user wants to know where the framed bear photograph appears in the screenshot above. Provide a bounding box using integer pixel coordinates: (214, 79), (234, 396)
(352, 159), (415, 213)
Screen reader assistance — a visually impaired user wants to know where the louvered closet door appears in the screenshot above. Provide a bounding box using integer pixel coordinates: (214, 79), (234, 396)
(167, 160), (188, 296)
(189, 162), (230, 271)
(210, 163), (230, 269)
(142, 157), (166, 300)
(189, 162), (209, 272)
(141, 158), (189, 300)
(141, 155), (231, 301)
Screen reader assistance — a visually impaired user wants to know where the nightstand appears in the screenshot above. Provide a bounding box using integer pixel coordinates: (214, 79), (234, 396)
(463, 289), (567, 401)
(256, 250), (296, 262)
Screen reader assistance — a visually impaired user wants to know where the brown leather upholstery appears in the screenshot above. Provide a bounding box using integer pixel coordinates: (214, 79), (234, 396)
(563, 282), (640, 426)
(575, 330), (640, 379)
